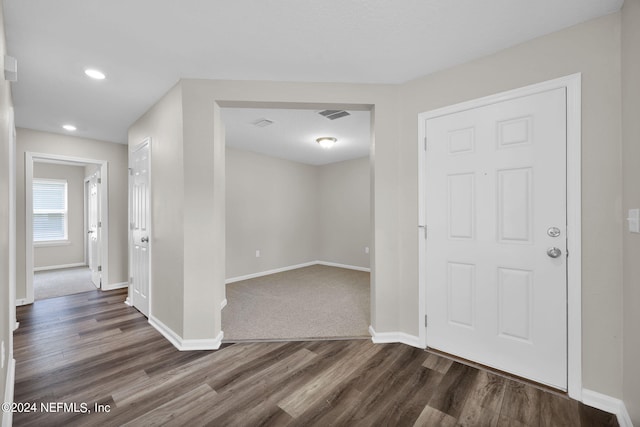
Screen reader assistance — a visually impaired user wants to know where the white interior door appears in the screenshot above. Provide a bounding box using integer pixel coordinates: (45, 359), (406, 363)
(130, 141), (150, 317)
(423, 88), (567, 389)
(87, 174), (100, 287)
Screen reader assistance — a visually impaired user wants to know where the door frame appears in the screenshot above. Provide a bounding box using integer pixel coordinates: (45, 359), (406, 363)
(84, 171), (101, 287)
(24, 152), (109, 304)
(126, 137), (152, 316)
(417, 73), (582, 399)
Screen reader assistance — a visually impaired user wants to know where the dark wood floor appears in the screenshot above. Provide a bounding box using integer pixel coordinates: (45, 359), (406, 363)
(12, 289), (618, 426)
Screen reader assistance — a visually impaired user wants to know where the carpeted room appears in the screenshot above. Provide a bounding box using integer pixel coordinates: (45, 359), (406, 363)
(222, 107), (371, 341)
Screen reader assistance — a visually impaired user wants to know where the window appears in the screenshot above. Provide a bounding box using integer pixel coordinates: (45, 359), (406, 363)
(33, 179), (68, 243)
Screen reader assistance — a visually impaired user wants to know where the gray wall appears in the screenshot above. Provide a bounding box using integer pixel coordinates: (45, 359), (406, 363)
(398, 12), (623, 398)
(226, 148), (320, 278)
(226, 148), (370, 279)
(318, 156), (370, 268)
(129, 10), (633, 401)
(128, 83), (186, 336)
(0, 0), (14, 407)
(622, 0), (640, 423)
(16, 128), (129, 300)
(33, 162), (85, 269)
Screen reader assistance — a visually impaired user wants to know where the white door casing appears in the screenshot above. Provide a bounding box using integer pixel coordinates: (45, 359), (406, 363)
(130, 139), (151, 317)
(418, 74), (582, 396)
(87, 173), (101, 287)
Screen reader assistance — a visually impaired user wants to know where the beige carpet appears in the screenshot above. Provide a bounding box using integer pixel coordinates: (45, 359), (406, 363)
(34, 266), (97, 300)
(222, 264), (370, 341)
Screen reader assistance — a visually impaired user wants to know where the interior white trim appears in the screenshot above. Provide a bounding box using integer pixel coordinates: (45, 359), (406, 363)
(417, 73), (582, 398)
(102, 281), (129, 291)
(33, 262), (86, 272)
(368, 325), (422, 348)
(149, 315), (223, 351)
(582, 389), (633, 427)
(225, 260), (370, 284)
(225, 261), (317, 284)
(220, 298), (227, 310)
(316, 261), (370, 272)
(2, 358), (15, 427)
(25, 152), (109, 304)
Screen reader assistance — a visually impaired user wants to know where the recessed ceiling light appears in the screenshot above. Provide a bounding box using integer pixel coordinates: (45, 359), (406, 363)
(84, 68), (106, 80)
(62, 124), (77, 131)
(316, 137), (337, 149)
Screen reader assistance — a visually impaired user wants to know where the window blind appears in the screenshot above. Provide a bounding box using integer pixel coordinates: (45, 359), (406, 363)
(33, 179), (68, 242)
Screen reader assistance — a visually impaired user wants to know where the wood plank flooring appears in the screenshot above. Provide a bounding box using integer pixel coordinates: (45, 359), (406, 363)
(12, 289), (618, 426)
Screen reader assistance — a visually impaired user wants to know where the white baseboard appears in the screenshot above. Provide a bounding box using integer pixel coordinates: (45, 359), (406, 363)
(316, 261), (370, 272)
(15, 298), (29, 307)
(220, 298), (227, 309)
(124, 297), (132, 306)
(582, 389), (633, 427)
(226, 261), (317, 284)
(368, 325), (422, 348)
(149, 315), (223, 351)
(33, 262), (86, 272)
(102, 281), (129, 291)
(2, 358), (15, 427)
(226, 260), (370, 284)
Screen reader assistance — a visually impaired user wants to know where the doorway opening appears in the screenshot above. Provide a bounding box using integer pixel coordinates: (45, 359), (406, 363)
(24, 152), (109, 303)
(219, 102), (373, 342)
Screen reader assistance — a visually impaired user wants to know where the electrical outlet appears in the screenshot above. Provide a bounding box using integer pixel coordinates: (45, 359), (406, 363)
(256, 250), (261, 258)
(365, 247), (369, 254)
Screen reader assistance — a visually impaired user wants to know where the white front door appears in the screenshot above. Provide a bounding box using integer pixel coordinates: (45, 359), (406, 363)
(130, 141), (150, 317)
(87, 174), (100, 287)
(423, 87), (567, 389)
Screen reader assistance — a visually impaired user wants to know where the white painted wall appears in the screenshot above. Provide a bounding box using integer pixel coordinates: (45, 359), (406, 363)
(32, 162), (85, 269)
(15, 128), (129, 299)
(225, 148), (369, 279)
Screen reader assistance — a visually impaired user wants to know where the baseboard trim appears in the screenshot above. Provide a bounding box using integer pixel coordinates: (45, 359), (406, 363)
(2, 358), (15, 427)
(225, 261), (317, 284)
(221, 298), (227, 309)
(368, 325), (422, 348)
(316, 261), (370, 272)
(582, 389), (633, 427)
(149, 315), (223, 351)
(102, 281), (128, 291)
(15, 298), (30, 307)
(226, 260), (370, 284)
(33, 262), (86, 272)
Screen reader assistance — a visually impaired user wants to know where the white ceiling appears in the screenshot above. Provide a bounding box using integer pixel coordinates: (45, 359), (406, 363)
(221, 108), (370, 165)
(4, 0), (623, 146)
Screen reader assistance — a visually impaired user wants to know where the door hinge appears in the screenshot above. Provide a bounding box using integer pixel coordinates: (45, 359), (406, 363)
(419, 225), (427, 239)
(98, 266), (102, 272)
(424, 315), (428, 327)
(128, 168), (134, 176)
(98, 221), (102, 228)
(97, 178), (102, 184)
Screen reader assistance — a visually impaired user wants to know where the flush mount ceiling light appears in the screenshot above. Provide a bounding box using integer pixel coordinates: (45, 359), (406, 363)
(316, 137), (337, 149)
(62, 124), (77, 131)
(84, 68), (106, 80)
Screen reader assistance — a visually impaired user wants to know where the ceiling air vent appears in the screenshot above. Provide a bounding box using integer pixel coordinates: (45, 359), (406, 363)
(252, 118), (274, 128)
(318, 110), (350, 120)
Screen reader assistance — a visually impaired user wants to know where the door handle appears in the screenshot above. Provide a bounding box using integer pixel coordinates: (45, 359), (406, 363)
(141, 236), (149, 243)
(87, 230), (94, 234)
(546, 247), (562, 258)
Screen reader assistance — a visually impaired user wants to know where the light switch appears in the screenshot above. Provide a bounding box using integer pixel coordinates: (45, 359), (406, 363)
(627, 209), (640, 233)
